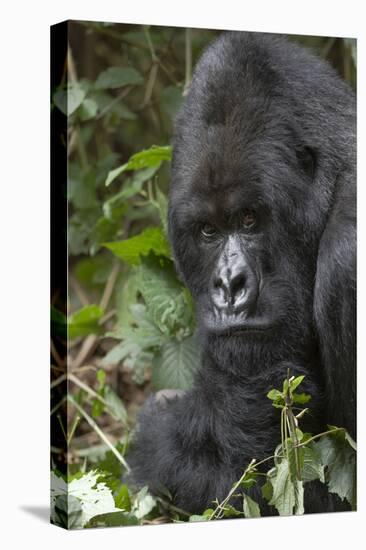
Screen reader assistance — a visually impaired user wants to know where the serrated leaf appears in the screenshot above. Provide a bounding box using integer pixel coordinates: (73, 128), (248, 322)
(301, 444), (325, 483)
(314, 432), (356, 507)
(95, 67), (143, 89)
(268, 459), (296, 516)
(152, 336), (199, 391)
(51, 470), (118, 529)
(243, 494), (261, 518)
(53, 494), (82, 529)
(131, 486), (157, 519)
(136, 255), (194, 334)
(104, 227), (171, 265)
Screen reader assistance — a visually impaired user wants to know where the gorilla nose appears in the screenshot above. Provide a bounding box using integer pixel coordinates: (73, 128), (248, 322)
(212, 264), (250, 311)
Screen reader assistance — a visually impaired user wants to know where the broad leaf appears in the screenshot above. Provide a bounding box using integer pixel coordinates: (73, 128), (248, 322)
(86, 511), (139, 527)
(136, 255), (194, 334)
(243, 494), (261, 518)
(95, 67), (143, 89)
(68, 305), (104, 339)
(268, 459), (304, 516)
(51, 470), (118, 529)
(152, 336), (200, 390)
(104, 227), (171, 265)
(105, 145), (172, 186)
(53, 83), (86, 116)
(314, 431), (356, 508)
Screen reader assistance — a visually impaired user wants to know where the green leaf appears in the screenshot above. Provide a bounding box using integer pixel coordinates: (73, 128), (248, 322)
(96, 369), (106, 385)
(105, 145), (172, 186)
(104, 386), (128, 426)
(268, 459), (297, 516)
(289, 375), (305, 392)
(53, 83), (86, 116)
(189, 514), (209, 522)
(136, 255), (195, 334)
(267, 389), (284, 402)
(151, 185), (169, 234)
(114, 484), (131, 511)
(68, 305), (104, 339)
(104, 227), (171, 265)
(292, 392), (311, 404)
(314, 432), (356, 507)
(131, 486), (157, 519)
(78, 98), (98, 120)
(301, 445), (325, 483)
(53, 494), (83, 529)
(243, 494), (261, 518)
(160, 85), (183, 119)
(51, 470), (118, 529)
(95, 67), (143, 89)
(51, 306), (67, 339)
(86, 511), (139, 527)
(261, 480), (273, 502)
(152, 336), (200, 391)
(103, 167), (158, 219)
(222, 504), (243, 518)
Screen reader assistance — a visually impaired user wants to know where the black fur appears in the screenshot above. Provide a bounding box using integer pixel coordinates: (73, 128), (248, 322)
(128, 32), (356, 515)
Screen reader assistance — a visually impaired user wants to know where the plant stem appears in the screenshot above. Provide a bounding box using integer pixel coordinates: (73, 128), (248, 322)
(183, 29), (192, 96)
(68, 395), (131, 472)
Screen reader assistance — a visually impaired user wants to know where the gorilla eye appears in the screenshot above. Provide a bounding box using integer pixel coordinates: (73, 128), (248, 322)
(201, 224), (217, 238)
(242, 210), (256, 228)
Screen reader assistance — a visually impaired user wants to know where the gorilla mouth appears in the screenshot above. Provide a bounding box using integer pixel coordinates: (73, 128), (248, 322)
(204, 315), (274, 336)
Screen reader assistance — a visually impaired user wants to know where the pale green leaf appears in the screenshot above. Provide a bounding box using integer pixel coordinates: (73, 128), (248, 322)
(95, 67), (143, 89)
(243, 494), (261, 518)
(152, 336), (200, 390)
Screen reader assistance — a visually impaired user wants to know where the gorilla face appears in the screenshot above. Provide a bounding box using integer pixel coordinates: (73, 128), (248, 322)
(167, 32), (354, 370)
(169, 123), (321, 361)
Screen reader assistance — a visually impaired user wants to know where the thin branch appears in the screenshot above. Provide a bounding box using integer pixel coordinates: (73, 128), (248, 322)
(183, 28), (192, 96)
(51, 340), (65, 368)
(96, 86), (133, 120)
(69, 275), (90, 307)
(68, 395), (130, 472)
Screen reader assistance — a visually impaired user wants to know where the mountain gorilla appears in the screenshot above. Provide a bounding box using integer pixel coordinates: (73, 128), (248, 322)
(128, 32), (356, 515)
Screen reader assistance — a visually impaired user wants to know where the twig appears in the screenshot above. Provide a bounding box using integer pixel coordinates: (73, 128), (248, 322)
(68, 395), (130, 472)
(183, 29), (192, 96)
(51, 373), (67, 389)
(96, 86), (133, 120)
(51, 395), (67, 416)
(71, 261), (120, 370)
(68, 372), (109, 407)
(51, 340), (65, 368)
(69, 275), (90, 307)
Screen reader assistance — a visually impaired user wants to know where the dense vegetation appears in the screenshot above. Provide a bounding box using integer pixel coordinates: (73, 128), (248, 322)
(51, 21), (356, 528)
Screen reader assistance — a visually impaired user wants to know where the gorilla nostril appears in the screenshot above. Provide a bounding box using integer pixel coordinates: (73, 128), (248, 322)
(230, 273), (246, 303)
(213, 277), (223, 289)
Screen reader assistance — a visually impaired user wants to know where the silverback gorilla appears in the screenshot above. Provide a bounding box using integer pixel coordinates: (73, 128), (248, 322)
(128, 32), (356, 515)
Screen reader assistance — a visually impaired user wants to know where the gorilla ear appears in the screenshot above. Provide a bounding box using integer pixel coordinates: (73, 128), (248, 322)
(296, 146), (316, 179)
(313, 169), (356, 437)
